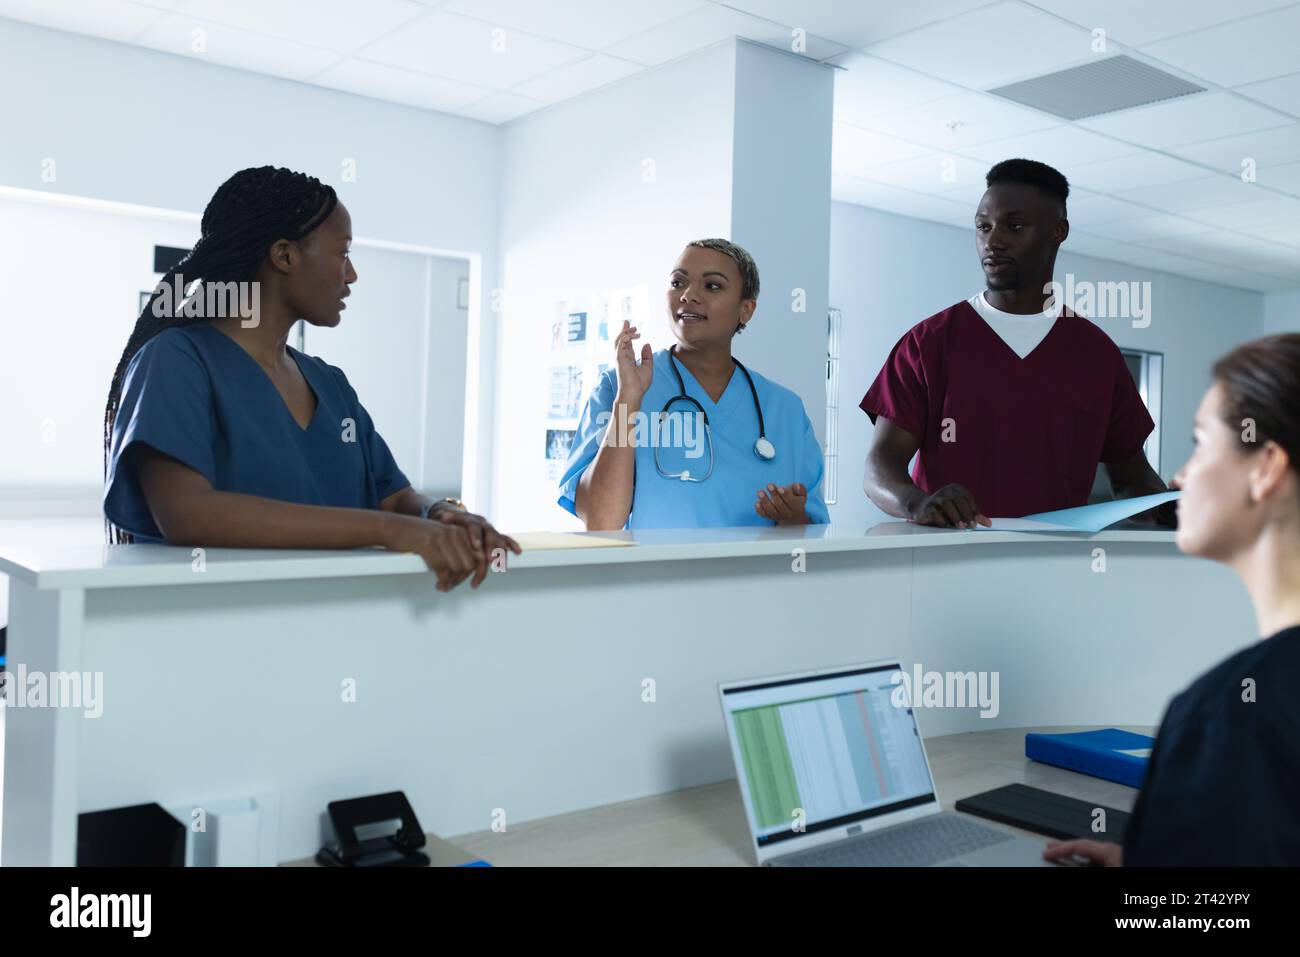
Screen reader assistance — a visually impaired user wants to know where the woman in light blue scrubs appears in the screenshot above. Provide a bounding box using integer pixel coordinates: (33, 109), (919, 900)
(103, 166), (518, 591)
(558, 239), (829, 530)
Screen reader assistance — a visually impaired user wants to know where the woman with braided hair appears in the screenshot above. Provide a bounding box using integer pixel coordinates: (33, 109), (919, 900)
(104, 166), (518, 591)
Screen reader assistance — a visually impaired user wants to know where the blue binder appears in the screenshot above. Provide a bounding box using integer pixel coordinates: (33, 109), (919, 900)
(1025, 728), (1154, 788)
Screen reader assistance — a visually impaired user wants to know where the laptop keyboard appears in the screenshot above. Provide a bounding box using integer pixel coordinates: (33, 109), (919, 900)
(775, 814), (1014, 867)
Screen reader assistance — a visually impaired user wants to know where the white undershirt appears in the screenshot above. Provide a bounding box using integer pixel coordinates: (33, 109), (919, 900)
(967, 291), (1059, 359)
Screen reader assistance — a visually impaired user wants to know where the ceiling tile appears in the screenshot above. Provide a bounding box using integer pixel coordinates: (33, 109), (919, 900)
(857, 92), (1058, 150)
(1060, 230), (1117, 251)
(1078, 92), (1291, 149)
(865, 1), (1096, 90)
(1254, 160), (1300, 196)
(1065, 190), (1158, 226)
(458, 90), (548, 124)
(311, 58), (491, 112)
(510, 54), (643, 102)
(361, 9), (589, 88)
(1175, 265), (1285, 292)
(135, 13), (343, 81)
(831, 52), (965, 125)
(831, 171), (918, 208)
(1147, 230), (1300, 266)
(1183, 196), (1300, 229)
(1141, 6), (1300, 87)
(180, 0), (426, 54)
(831, 124), (932, 174)
(958, 124), (1142, 168)
(1235, 72), (1300, 119)
(1254, 219), (1300, 246)
(1067, 152), (1208, 191)
(604, 4), (845, 65)
(1169, 124), (1300, 172)
(0, 0), (164, 42)
(830, 172), (972, 223)
(863, 152), (989, 195)
(714, 0), (999, 48)
(1085, 214), (1216, 242)
(1023, 0), (1297, 47)
(1115, 175), (1268, 212)
(441, 0), (704, 50)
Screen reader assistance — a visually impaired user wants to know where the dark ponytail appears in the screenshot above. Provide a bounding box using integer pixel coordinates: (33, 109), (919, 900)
(103, 166), (338, 542)
(1212, 333), (1300, 480)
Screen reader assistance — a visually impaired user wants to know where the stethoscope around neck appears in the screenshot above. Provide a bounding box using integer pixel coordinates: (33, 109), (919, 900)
(653, 345), (776, 482)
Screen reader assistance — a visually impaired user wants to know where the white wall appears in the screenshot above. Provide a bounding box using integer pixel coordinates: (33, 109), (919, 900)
(729, 41), (835, 438)
(493, 41), (738, 532)
(1264, 290), (1300, 333)
(828, 200), (1267, 529)
(0, 17), (502, 509)
(492, 39), (836, 532)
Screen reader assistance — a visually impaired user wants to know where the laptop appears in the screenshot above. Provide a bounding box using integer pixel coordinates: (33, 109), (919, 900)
(719, 660), (1053, 867)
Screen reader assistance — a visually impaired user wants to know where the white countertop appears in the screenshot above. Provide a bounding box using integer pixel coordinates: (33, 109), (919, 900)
(0, 518), (1179, 591)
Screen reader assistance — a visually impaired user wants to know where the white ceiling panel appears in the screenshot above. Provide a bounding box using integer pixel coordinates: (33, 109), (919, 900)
(1024, 0), (1298, 47)
(457, 90), (548, 124)
(1141, 6), (1300, 87)
(1067, 152), (1208, 191)
(442, 0), (704, 50)
(1085, 214), (1216, 242)
(1065, 190), (1159, 226)
(864, 153), (989, 195)
(510, 53), (643, 103)
(1059, 230), (1117, 251)
(180, 0), (425, 55)
(1235, 72), (1300, 119)
(831, 124), (932, 174)
(715, 0), (999, 48)
(1115, 175), (1270, 212)
(0, 0), (163, 43)
(958, 125), (1142, 168)
(831, 52), (965, 124)
(865, 1), (1096, 91)
(604, 4), (846, 66)
(1254, 219), (1300, 246)
(858, 92), (1058, 150)
(1184, 196), (1300, 229)
(1078, 92), (1292, 149)
(362, 9), (589, 88)
(135, 13), (342, 81)
(1169, 124), (1300, 172)
(831, 172), (919, 208)
(311, 57), (490, 112)
(1252, 160), (1300, 196)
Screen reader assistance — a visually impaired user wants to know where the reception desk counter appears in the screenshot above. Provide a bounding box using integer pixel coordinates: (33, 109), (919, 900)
(0, 523), (1253, 864)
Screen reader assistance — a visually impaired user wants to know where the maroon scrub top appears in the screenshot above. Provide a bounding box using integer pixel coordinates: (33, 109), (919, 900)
(859, 300), (1154, 518)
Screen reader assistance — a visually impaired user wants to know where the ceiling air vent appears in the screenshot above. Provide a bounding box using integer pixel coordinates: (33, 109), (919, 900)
(988, 54), (1205, 120)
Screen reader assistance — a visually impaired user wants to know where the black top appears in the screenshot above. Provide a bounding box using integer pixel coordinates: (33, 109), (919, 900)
(1124, 625), (1300, 866)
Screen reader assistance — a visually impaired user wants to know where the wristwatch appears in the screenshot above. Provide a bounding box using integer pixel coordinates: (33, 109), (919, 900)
(419, 497), (466, 520)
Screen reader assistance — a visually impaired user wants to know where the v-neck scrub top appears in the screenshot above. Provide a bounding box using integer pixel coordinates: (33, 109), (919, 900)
(859, 300), (1153, 518)
(104, 323), (410, 543)
(557, 349), (830, 529)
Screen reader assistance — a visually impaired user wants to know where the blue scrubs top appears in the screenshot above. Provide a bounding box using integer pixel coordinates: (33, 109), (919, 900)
(104, 323), (409, 543)
(557, 349), (829, 528)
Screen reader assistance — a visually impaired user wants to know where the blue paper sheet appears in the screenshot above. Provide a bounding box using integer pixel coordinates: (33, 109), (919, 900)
(981, 490), (1181, 532)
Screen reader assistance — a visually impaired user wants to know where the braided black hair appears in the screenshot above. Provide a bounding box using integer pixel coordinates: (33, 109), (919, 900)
(103, 166), (338, 543)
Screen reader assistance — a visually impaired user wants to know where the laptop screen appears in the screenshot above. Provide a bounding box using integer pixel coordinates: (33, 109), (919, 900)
(721, 663), (937, 848)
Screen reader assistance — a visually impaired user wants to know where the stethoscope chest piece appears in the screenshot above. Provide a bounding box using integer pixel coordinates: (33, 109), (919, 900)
(754, 436), (776, 461)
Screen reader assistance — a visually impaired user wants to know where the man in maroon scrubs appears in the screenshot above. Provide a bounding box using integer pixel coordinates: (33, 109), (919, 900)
(861, 159), (1173, 528)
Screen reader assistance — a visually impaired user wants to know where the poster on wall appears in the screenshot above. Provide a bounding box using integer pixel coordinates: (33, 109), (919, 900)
(544, 428), (577, 482)
(547, 365), (584, 421)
